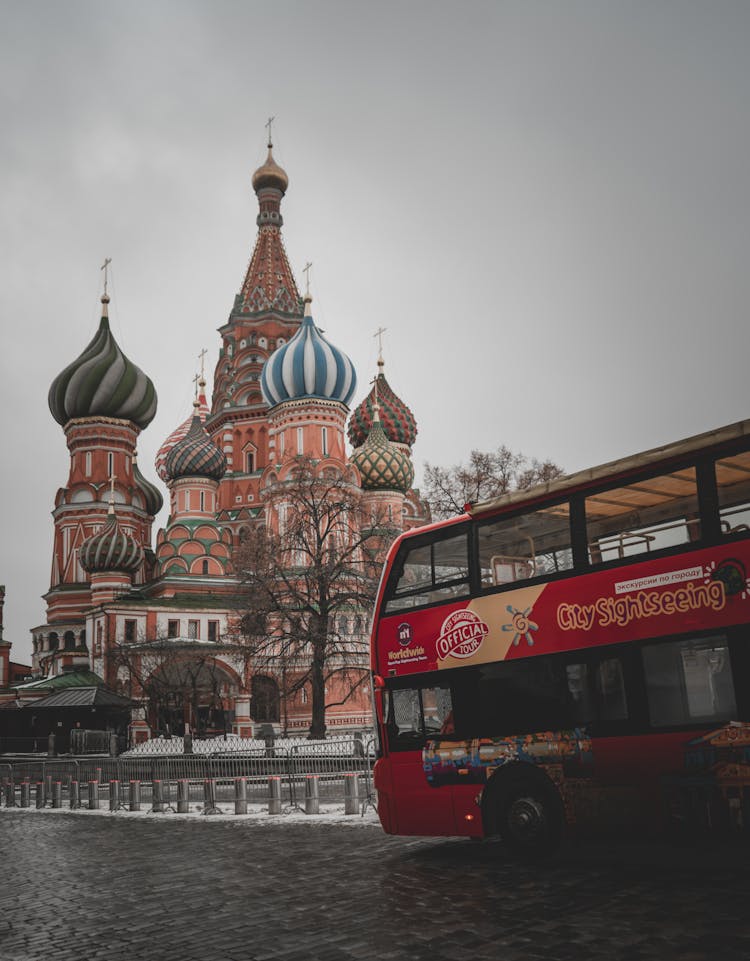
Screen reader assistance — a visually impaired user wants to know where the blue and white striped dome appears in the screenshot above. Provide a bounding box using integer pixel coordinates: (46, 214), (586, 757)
(261, 298), (357, 408)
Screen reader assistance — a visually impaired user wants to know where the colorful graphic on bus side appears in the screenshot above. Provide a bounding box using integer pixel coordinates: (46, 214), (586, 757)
(423, 729), (592, 787)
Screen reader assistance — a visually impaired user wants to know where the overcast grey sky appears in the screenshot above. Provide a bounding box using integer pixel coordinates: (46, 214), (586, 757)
(2, 1), (749, 661)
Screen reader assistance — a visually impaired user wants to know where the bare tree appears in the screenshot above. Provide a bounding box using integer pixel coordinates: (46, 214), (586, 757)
(424, 446), (565, 520)
(234, 456), (398, 739)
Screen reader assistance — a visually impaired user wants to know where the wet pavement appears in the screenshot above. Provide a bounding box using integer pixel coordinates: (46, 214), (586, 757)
(1, 809), (749, 960)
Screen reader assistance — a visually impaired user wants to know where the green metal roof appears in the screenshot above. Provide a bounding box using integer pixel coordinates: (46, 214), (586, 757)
(30, 687), (132, 710)
(115, 592), (236, 610)
(15, 669), (105, 692)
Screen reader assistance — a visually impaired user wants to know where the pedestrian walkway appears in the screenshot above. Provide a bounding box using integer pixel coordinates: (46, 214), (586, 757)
(2, 811), (750, 960)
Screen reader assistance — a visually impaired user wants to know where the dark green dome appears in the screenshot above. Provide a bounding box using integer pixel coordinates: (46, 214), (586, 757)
(164, 415), (226, 482)
(80, 512), (143, 575)
(48, 296), (157, 429)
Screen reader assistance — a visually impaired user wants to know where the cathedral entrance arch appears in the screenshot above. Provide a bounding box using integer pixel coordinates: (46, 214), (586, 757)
(146, 657), (241, 737)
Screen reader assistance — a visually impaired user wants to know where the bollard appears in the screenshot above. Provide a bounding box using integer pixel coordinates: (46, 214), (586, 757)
(52, 781), (62, 809)
(177, 779), (189, 813)
(234, 777), (248, 815)
(203, 778), (219, 815)
(109, 780), (121, 812)
(70, 780), (80, 809)
(152, 779), (165, 813)
(129, 780), (141, 812)
(35, 782), (45, 809)
(344, 773), (360, 815)
(268, 776), (282, 815)
(20, 781), (30, 808)
(304, 775), (320, 815)
(45, 774), (53, 801)
(5, 780), (15, 808)
(88, 780), (100, 810)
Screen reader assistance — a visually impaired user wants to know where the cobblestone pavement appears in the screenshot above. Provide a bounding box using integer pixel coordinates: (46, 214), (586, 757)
(2, 810), (750, 961)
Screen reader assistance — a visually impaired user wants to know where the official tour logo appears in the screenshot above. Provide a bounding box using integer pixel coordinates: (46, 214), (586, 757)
(397, 622), (413, 646)
(437, 609), (488, 660)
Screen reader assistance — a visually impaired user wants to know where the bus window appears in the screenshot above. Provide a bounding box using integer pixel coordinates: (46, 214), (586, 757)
(385, 530), (470, 613)
(586, 468), (700, 564)
(595, 658), (629, 722)
(477, 657), (579, 736)
(385, 685), (454, 750)
(421, 686), (453, 734)
(387, 688), (422, 744)
(566, 654), (630, 727)
(642, 634), (737, 728)
(477, 503), (573, 589)
(716, 451), (750, 534)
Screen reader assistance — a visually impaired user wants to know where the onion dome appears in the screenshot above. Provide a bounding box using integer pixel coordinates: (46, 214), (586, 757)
(261, 296), (356, 408)
(348, 360), (417, 449)
(251, 143), (289, 194)
(80, 509), (144, 575)
(133, 453), (164, 516)
(155, 378), (210, 481)
(49, 294), (157, 429)
(351, 408), (414, 493)
(164, 410), (226, 482)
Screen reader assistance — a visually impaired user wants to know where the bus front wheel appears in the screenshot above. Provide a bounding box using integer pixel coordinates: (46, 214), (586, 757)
(494, 773), (564, 859)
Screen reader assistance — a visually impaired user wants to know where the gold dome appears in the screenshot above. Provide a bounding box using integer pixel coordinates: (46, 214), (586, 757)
(252, 145), (289, 194)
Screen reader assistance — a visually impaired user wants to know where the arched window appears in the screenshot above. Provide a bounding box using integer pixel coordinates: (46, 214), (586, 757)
(250, 675), (280, 722)
(48, 632), (59, 651)
(202, 559), (209, 575)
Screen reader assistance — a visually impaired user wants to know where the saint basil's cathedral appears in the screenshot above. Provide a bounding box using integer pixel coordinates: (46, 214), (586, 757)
(27, 140), (429, 741)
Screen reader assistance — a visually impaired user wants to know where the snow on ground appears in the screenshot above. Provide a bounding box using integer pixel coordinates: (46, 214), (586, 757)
(122, 734), (374, 757)
(0, 802), (382, 828)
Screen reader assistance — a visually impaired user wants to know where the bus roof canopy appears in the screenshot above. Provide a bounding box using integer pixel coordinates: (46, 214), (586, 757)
(468, 418), (750, 519)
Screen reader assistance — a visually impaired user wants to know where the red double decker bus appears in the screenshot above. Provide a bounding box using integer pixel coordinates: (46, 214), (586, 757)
(370, 419), (750, 856)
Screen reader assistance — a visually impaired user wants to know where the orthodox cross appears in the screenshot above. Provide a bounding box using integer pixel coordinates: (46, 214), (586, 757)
(371, 375), (380, 414)
(265, 115), (275, 147)
(101, 257), (112, 296)
(198, 347), (208, 380)
(374, 326), (387, 364)
(303, 261), (312, 297)
(193, 372), (200, 399)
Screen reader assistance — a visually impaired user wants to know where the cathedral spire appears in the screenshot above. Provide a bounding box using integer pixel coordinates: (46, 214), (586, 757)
(233, 130), (302, 318)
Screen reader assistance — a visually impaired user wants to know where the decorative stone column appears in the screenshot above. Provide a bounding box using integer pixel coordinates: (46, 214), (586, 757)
(128, 703), (151, 747)
(232, 694), (252, 738)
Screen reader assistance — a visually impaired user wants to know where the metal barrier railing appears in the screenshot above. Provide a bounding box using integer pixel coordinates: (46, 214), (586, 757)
(0, 737), (378, 815)
(287, 739), (372, 811)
